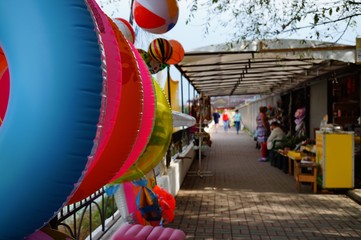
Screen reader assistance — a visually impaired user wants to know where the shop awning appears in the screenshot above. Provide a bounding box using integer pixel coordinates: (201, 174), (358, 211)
(175, 39), (356, 97)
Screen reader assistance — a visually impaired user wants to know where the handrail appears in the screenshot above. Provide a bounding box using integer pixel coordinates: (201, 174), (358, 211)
(51, 187), (119, 240)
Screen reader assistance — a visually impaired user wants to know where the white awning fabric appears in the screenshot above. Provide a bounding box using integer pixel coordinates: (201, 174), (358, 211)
(175, 39), (356, 97)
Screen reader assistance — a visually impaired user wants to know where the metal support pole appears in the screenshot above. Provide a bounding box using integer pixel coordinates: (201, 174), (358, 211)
(188, 80), (190, 114)
(188, 95), (212, 178)
(129, 0), (135, 25)
(166, 66), (172, 167)
(167, 66), (172, 107)
(180, 74), (184, 113)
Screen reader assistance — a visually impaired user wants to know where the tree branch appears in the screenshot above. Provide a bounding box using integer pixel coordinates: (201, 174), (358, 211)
(280, 13), (361, 34)
(334, 17), (352, 43)
(346, 0), (361, 4)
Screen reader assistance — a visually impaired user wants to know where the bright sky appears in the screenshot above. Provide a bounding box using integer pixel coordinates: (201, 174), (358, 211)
(97, 0), (227, 104)
(97, 0), (360, 104)
(97, 0), (230, 51)
(97, 0), (360, 50)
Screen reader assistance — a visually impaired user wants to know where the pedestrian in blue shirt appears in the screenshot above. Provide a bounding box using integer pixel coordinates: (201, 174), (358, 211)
(233, 110), (242, 134)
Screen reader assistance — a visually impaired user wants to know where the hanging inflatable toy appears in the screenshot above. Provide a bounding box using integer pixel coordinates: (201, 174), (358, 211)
(0, 1), (104, 239)
(111, 79), (173, 183)
(166, 39), (185, 65)
(112, 18), (136, 44)
(67, 7), (143, 204)
(133, 0), (179, 34)
(138, 49), (167, 74)
(108, 41), (156, 184)
(115, 181), (148, 225)
(148, 38), (173, 64)
(134, 179), (162, 226)
(153, 185), (176, 224)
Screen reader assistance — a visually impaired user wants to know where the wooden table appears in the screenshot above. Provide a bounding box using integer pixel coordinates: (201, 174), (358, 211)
(294, 161), (318, 193)
(277, 150), (318, 193)
(287, 153), (303, 176)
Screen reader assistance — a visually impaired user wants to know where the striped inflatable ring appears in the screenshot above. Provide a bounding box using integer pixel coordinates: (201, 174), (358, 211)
(0, 1), (103, 238)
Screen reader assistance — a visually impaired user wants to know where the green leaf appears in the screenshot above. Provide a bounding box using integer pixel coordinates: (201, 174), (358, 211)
(313, 14), (319, 24)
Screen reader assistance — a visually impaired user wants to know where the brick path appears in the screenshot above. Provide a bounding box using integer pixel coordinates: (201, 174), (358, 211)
(167, 128), (361, 239)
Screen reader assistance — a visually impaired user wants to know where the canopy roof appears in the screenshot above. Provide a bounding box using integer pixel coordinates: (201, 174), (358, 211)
(175, 39), (356, 97)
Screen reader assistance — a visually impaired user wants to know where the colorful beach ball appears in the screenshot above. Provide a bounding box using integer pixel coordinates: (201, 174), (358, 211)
(166, 40), (184, 65)
(148, 38), (173, 63)
(138, 49), (167, 74)
(112, 18), (135, 43)
(133, 0), (179, 34)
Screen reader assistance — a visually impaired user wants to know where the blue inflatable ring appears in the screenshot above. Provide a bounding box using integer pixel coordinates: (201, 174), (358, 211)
(0, 1), (103, 239)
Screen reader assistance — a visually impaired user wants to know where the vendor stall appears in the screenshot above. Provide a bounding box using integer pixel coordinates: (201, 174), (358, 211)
(316, 130), (354, 189)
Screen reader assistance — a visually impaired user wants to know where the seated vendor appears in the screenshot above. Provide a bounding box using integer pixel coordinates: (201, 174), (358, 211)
(267, 121), (285, 150)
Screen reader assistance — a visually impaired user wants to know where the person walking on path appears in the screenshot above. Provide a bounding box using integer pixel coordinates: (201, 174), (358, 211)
(233, 109), (242, 134)
(222, 111), (229, 133)
(212, 110), (220, 133)
(256, 106), (270, 161)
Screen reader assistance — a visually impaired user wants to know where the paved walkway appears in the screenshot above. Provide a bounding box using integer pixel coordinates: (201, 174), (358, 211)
(167, 128), (361, 239)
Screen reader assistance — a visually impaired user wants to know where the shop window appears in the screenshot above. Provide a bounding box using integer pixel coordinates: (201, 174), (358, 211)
(332, 74), (360, 127)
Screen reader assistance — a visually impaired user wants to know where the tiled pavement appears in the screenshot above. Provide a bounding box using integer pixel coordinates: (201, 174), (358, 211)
(167, 128), (361, 240)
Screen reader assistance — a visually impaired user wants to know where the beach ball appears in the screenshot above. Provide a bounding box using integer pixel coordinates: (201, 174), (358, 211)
(133, 0), (179, 34)
(112, 18), (135, 43)
(166, 40), (184, 65)
(138, 49), (167, 74)
(148, 38), (173, 63)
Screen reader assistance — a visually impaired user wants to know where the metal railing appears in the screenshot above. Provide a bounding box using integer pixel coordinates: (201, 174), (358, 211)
(51, 187), (120, 240)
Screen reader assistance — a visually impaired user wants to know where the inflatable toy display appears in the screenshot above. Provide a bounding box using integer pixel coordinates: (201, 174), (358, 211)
(67, 11), (143, 204)
(164, 75), (181, 111)
(109, 41), (156, 183)
(132, 0), (179, 34)
(113, 18), (135, 43)
(123, 182), (146, 225)
(148, 38), (173, 63)
(0, 1), (103, 239)
(138, 49), (167, 74)
(166, 40), (185, 65)
(134, 179), (162, 225)
(111, 79), (173, 183)
(79, 0), (123, 174)
(153, 185), (176, 223)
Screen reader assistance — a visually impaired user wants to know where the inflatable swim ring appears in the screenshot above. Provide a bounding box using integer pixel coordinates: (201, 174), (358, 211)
(0, 1), (103, 238)
(67, 11), (144, 204)
(108, 40), (156, 184)
(111, 79), (173, 183)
